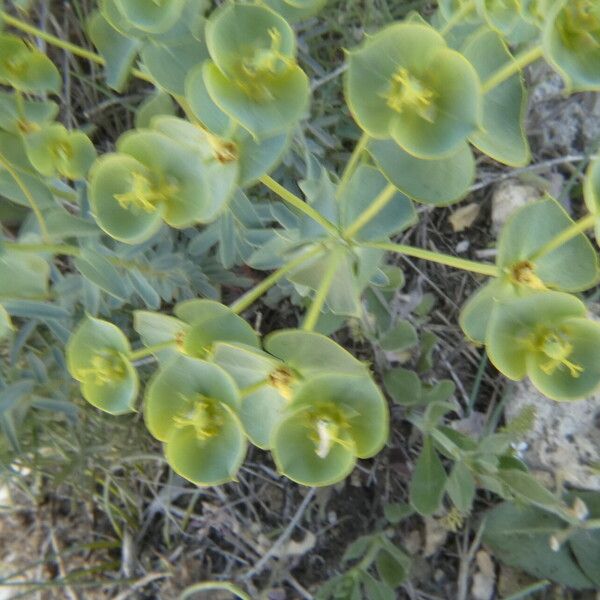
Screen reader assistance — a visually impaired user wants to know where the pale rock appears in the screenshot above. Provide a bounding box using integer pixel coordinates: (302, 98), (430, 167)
(472, 572), (495, 600)
(505, 379), (600, 491)
(404, 529), (422, 555)
(491, 180), (542, 235)
(471, 550), (495, 600)
(423, 517), (447, 558)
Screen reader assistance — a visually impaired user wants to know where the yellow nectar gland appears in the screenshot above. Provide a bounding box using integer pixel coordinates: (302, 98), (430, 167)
(238, 28), (292, 102)
(539, 331), (583, 378)
(509, 260), (546, 290)
(77, 352), (127, 385)
(267, 366), (296, 401)
(384, 67), (436, 122)
(3, 55), (27, 78)
(210, 137), (238, 165)
(114, 171), (178, 213)
(17, 119), (39, 135)
(172, 395), (224, 440)
(306, 405), (352, 460)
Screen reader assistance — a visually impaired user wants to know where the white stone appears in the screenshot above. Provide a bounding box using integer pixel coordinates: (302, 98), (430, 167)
(505, 379), (600, 491)
(491, 180), (542, 235)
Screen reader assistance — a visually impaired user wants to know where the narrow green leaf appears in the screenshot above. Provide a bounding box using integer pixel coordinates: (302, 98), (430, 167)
(409, 436), (447, 515)
(75, 249), (130, 300)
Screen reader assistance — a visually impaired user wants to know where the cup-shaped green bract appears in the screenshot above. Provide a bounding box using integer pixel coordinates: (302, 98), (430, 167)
(133, 310), (188, 364)
(543, 0), (600, 91)
(212, 341), (291, 449)
(271, 373), (389, 486)
(264, 329), (368, 376)
(202, 3), (309, 138)
(174, 299), (260, 358)
(66, 316), (138, 415)
(345, 23), (481, 158)
(486, 291), (600, 401)
(585, 156), (600, 244)
(0, 35), (61, 94)
(144, 355), (246, 486)
(89, 130), (210, 243)
(460, 197), (600, 343)
(24, 124), (96, 180)
(439, 0), (481, 22)
(0, 249), (49, 300)
(214, 331), (369, 450)
(475, 0), (523, 36)
(0, 92), (58, 135)
(368, 138), (475, 206)
(462, 27), (530, 167)
(89, 153), (164, 244)
(150, 116), (238, 214)
(262, 0), (328, 22)
(113, 0), (186, 33)
(185, 66), (289, 185)
(0, 305), (13, 340)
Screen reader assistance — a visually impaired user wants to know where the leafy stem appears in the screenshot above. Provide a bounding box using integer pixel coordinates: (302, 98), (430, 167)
(229, 245), (323, 314)
(0, 152), (49, 241)
(363, 241), (499, 277)
(344, 183), (397, 239)
(529, 214), (596, 261)
(259, 175), (339, 236)
(481, 45), (544, 94)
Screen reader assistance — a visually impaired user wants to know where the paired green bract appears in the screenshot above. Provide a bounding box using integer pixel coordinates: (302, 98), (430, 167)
(544, 0), (600, 90)
(0, 34), (60, 94)
(67, 317), (139, 415)
(460, 197), (600, 400)
(66, 305), (388, 487)
(346, 23), (481, 158)
(202, 3), (309, 138)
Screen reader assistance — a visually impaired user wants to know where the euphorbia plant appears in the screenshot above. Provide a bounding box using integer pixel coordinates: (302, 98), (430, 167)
(1, 0), (600, 500)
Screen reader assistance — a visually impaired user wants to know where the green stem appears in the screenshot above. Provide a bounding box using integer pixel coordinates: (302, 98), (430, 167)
(0, 10), (153, 83)
(128, 340), (177, 361)
(364, 241), (499, 277)
(259, 175), (338, 236)
(481, 45), (544, 94)
(439, 0), (475, 37)
(530, 214), (596, 262)
(229, 245), (323, 314)
(302, 249), (342, 331)
(0, 152), (49, 241)
(344, 183), (396, 239)
(178, 582), (250, 600)
(337, 133), (370, 199)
